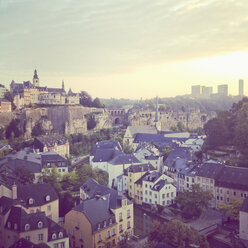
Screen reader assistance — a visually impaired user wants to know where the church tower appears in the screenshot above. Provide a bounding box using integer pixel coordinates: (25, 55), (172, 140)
(62, 80), (65, 90)
(154, 96), (161, 131)
(33, 69), (39, 87)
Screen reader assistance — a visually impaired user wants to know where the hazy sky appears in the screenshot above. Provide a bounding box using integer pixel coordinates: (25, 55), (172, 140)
(1, 0), (248, 99)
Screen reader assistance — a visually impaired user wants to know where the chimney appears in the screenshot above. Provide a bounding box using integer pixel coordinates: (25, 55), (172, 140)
(12, 183), (17, 200)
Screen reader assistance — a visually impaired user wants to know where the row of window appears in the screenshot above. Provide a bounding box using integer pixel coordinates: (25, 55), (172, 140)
(144, 198), (172, 205)
(144, 191), (174, 198)
(118, 209), (131, 221)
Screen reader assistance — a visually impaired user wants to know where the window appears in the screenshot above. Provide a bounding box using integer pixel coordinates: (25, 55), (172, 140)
(47, 205), (51, 211)
(241, 193), (243, 197)
(54, 244), (59, 248)
(46, 195), (50, 201)
(60, 242), (65, 248)
(234, 192), (236, 196)
(227, 198), (229, 202)
(119, 212), (122, 221)
(29, 198), (34, 205)
(112, 228), (116, 236)
(162, 201), (165, 205)
(217, 196), (219, 200)
(25, 224), (30, 231)
(52, 233), (57, 240)
(38, 221), (43, 228)
(149, 199), (152, 203)
(38, 234), (43, 241)
(112, 239), (116, 246)
(110, 219), (112, 225)
(98, 223), (101, 230)
(145, 184), (147, 188)
(167, 193), (169, 197)
(171, 192), (174, 197)
(167, 200), (170, 205)
(145, 190), (147, 195)
(98, 234), (102, 242)
(127, 221), (130, 229)
(149, 192), (152, 196)
(59, 232), (63, 238)
(127, 209), (130, 218)
(106, 230), (110, 238)
(14, 224), (18, 230)
(119, 224), (123, 233)
(104, 221), (106, 227)
(192, 178), (195, 183)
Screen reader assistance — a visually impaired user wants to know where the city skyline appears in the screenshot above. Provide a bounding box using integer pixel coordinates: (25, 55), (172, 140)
(1, 0), (248, 99)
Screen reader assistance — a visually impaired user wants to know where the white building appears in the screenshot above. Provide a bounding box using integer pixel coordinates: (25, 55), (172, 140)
(142, 172), (176, 206)
(0, 85), (8, 98)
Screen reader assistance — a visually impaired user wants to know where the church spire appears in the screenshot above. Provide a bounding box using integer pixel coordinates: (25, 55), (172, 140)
(62, 80), (64, 90)
(155, 96), (158, 122)
(33, 69), (39, 87)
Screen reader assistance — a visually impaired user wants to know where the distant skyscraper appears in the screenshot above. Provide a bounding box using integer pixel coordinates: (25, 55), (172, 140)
(239, 79), (244, 97)
(202, 86), (213, 98)
(191, 85), (203, 98)
(218, 84), (228, 97)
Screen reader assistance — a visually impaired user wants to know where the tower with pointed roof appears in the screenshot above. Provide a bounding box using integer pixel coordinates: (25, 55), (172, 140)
(62, 80), (65, 90)
(154, 96), (161, 131)
(33, 69), (39, 87)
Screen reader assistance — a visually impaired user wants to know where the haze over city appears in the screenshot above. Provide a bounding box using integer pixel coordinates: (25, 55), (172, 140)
(1, 0), (248, 98)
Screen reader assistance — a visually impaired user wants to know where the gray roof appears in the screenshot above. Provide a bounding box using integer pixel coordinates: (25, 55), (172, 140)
(18, 183), (58, 207)
(216, 166), (248, 191)
(41, 151), (66, 161)
(47, 217), (68, 241)
(73, 194), (116, 232)
(152, 179), (171, 191)
(109, 153), (140, 165)
(135, 172), (150, 185)
(91, 141), (122, 156)
(196, 162), (225, 179)
(9, 238), (49, 248)
(127, 163), (156, 173)
(81, 179), (131, 209)
(5, 206), (48, 232)
(34, 135), (68, 148)
(143, 171), (161, 183)
(92, 148), (116, 162)
(165, 147), (192, 165)
(7, 159), (42, 173)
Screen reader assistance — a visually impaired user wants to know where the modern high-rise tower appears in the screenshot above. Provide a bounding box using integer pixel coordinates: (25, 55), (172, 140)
(239, 79), (244, 97)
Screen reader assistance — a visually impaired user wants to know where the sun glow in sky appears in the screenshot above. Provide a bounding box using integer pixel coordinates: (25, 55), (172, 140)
(1, 0), (248, 99)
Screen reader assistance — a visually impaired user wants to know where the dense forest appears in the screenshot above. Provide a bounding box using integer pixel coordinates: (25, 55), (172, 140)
(203, 97), (248, 167)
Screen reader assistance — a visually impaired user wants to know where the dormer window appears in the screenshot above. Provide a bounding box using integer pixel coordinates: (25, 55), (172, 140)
(58, 232), (63, 238)
(25, 224), (30, 231)
(46, 195), (50, 202)
(98, 223), (101, 230)
(14, 223), (18, 230)
(52, 233), (57, 240)
(29, 198), (34, 205)
(7, 222), (11, 228)
(104, 221), (106, 227)
(110, 219), (112, 225)
(38, 221), (43, 228)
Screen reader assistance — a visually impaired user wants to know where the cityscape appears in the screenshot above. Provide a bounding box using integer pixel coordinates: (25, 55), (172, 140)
(1, 1), (248, 248)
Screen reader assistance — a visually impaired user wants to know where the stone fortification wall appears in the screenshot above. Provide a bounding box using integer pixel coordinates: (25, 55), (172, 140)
(24, 106), (110, 137)
(127, 109), (216, 130)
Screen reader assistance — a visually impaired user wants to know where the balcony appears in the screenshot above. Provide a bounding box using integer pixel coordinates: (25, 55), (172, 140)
(119, 219), (123, 222)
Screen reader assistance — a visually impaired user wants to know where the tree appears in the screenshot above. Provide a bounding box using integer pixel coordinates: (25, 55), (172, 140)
(14, 166), (34, 185)
(42, 167), (62, 193)
(79, 91), (93, 107)
(94, 169), (108, 186)
(123, 141), (134, 154)
(5, 118), (25, 139)
(4, 91), (16, 110)
(31, 121), (46, 136)
(218, 197), (244, 220)
(148, 220), (209, 248)
(158, 105), (166, 112)
(161, 146), (172, 161)
(92, 97), (104, 108)
(175, 184), (213, 219)
(87, 116), (97, 130)
(203, 111), (233, 150)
